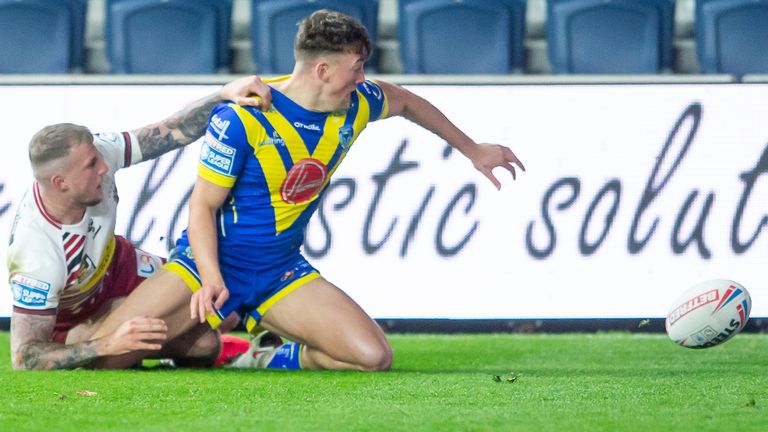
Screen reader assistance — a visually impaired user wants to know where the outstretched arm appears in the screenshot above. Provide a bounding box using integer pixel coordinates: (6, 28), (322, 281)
(10, 312), (167, 370)
(133, 75), (273, 162)
(376, 80), (525, 189)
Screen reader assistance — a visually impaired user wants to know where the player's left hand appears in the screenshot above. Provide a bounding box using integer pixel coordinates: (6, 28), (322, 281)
(220, 75), (273, 111)
(470, 143), (525, 190)
(190, 280), (230, 325)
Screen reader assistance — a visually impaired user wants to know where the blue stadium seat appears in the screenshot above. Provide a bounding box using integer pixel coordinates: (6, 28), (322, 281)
(696, 0), (768, 75)
(251, 0), (379, 74)
(0, 0), (86, 73)
(547, 0), (675, 74)
(399, 0), (526, 74)
(67, 0), (88, 73)
(213, 0), (234, 74)
(106, 0), (230, 74)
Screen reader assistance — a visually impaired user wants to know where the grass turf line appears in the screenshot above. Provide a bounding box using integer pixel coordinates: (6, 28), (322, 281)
(0, 332), (765, 431)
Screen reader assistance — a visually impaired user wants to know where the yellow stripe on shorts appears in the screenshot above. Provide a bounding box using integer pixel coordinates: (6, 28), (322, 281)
(256, 272), (320, 317)
(245, 316), (265, 335)
(164, 261), (223, 330)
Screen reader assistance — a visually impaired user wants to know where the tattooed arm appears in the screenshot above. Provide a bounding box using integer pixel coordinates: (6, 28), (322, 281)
(10, 312), (167, 370)
(133, 75), (272, 162)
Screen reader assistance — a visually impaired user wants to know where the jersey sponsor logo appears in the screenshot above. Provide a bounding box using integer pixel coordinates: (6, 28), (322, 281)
(280, 158), (328, 204)
(293, 121), (321, 132)
(204, 131), (235, 156)
(257, 131), (286, 147)
(11, 274), (50, 292)
(339, 126), (354, 150)
(136, 251), (162, 278)
(211, 114), (231, 140)
(201, 132), (237, 175)
(10, 274), (51, 307)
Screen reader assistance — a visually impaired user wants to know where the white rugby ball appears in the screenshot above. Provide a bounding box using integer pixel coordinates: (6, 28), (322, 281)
(665, 279), (751, 348)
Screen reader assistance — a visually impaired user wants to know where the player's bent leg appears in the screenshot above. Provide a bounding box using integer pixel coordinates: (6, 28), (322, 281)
(88, 269), (202, 369)
(258, 277), (392, 371)
(63, 298), (127, 345)
(159, 322), (221, 367)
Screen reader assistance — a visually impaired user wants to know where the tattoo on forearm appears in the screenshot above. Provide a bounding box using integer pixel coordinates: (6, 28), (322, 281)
(11, 313), (99, 370)
(136, 92), (221, 161)
(17, 341), (99, 370)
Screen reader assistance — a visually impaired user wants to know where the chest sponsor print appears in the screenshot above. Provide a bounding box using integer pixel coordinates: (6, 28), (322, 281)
(280, 158), (328, 204)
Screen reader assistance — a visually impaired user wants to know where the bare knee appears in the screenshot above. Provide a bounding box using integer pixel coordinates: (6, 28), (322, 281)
(354, 339), (393, 372)
(165, 327), (220, 367)
(185, 330), (221, 359)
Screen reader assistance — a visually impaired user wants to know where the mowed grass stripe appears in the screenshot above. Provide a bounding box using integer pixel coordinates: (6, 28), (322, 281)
(0, 332), (765, 431)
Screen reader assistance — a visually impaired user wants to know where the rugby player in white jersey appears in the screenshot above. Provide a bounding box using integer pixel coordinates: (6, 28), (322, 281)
(8, 76), (272, 370)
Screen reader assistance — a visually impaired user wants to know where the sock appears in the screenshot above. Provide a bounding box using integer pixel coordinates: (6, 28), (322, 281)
(266, 342), (302, 370)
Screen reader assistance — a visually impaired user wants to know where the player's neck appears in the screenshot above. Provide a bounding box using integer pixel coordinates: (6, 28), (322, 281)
(273, 73), (344, 113)
(37, 185), (87, 225)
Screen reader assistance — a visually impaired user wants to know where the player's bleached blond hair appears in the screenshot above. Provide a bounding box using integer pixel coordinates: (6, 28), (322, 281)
(294, 9), (372, 63)
(29, 123), (93, 175)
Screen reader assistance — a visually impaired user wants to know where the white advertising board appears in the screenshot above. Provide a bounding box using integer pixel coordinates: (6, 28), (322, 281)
(1, 83), (767, 319)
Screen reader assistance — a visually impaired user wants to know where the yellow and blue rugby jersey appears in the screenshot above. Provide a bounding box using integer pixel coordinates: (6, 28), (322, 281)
(188, 78), (388, 268)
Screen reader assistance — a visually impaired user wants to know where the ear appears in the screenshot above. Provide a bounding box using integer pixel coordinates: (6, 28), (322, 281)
(51, 174), (69, 192)
(315, 60), (331, 82)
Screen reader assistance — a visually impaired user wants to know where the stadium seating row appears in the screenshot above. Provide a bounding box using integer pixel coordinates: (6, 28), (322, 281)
(0, 0), (766, 75)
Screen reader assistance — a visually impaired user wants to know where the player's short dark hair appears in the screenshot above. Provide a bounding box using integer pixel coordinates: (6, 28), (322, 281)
(29, 123), (93, 172)
(294, 9), (372, 62)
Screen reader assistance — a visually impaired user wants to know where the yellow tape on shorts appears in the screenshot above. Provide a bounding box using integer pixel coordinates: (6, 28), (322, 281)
(164, 261), (223, 330)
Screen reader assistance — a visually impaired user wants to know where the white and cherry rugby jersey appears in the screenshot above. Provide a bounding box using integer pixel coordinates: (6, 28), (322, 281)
(7, 132), (143, 317)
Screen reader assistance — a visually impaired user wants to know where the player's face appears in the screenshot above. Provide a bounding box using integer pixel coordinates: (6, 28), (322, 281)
(326, 51), (366, 110)
(62, 140), (108, 207)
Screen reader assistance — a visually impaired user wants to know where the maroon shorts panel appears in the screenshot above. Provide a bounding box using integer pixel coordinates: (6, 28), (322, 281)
(51, 236), (165, 343)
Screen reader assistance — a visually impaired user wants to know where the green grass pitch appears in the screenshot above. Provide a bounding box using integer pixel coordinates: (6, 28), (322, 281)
(0, 332), (765, 431)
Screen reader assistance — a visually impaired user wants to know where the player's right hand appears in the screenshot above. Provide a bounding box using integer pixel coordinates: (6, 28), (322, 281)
(220, 75), (272, 111)
(469, 143), (526, 190)
(190, 281), (230, 324)
(102, 317), (167, 356)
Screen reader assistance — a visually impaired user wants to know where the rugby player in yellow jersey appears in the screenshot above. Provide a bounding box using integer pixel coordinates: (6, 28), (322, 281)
(91, 10), (524, 370)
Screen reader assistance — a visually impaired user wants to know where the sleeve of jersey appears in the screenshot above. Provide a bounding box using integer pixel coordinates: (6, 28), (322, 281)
(8, 246), (63, 315)
(358, 80), (389, 122)
(197, 104), (250, 188)
(92, 131), (142, 170)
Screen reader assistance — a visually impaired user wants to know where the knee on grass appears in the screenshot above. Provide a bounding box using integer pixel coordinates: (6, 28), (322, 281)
(352, 340), (393, 372)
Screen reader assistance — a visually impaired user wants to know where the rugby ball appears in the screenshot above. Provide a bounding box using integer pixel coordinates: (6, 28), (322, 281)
(665, 279), (751, 348)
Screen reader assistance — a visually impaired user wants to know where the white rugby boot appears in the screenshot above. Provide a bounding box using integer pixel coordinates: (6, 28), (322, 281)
(228, 331), (283, 369)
